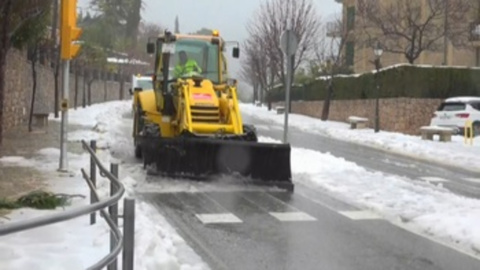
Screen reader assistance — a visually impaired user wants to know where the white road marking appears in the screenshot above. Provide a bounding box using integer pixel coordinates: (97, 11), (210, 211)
(339, 211), (382, 220)
(269, 212), (317, 222)
(463, 178), (480, 184)
(195, 213), (242, 224)
(419, 176), (449, 183)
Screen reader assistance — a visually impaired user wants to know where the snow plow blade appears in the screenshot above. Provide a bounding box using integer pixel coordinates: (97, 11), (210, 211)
(141, 137), (293, 191)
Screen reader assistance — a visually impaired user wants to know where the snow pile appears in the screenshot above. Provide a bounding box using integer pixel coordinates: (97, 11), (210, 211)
(2, 99), (480, 269)
(241, 103), (480, 171)
(290, 146), (480, 253)
(1, 100), (209, 270)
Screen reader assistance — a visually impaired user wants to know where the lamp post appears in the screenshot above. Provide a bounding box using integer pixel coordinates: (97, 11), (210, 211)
(373, 42), (383, 133)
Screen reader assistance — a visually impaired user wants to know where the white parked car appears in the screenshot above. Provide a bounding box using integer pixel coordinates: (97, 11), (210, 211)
(430, 96), (480, 135)
(130, 74), (153, 93)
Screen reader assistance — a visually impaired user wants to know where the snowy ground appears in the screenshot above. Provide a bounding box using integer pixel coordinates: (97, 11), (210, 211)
(0, 100), (480, 269)
(240, 103), (480, 172)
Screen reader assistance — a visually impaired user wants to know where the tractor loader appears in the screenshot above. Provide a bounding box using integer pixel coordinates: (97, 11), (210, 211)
(132, 30), (293, 191)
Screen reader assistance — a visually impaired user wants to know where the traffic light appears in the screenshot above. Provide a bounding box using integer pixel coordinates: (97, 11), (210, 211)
(61, 0), (82, 60)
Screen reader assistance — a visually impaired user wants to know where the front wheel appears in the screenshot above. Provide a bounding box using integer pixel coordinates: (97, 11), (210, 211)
(134, 143), (142, 159)
(243, 124), (258, 142)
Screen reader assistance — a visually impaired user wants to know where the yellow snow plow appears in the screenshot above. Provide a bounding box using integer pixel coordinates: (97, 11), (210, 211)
(132, 30), (293, 191)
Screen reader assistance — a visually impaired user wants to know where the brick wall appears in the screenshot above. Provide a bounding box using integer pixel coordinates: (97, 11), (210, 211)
(276, 98), (443, 135)
(3, 49), (131, 130)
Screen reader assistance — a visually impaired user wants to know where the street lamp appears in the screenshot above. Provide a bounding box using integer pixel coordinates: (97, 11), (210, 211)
(373, 41), (383, 133)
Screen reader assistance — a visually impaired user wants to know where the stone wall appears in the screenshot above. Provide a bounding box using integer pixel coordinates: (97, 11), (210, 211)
(276, 98), (443, 135)
(3, 49), (131, 130)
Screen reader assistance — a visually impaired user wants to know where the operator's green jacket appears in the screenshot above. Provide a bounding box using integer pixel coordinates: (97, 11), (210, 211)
(174, 59), (202, 77)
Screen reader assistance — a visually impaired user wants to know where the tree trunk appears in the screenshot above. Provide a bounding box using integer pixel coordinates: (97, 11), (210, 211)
(53, 59), (60, 117)
(119, 72), (125, 100)
(267, 91), (272, 111)
(103, 72), (107, 102)
(260, 87), (264, 105)
(82, 68), (86, 108)
(28, 46), (38, 132)
(88, 70), (93, 106)
(0, 46), (6, 144)
(321, 78), (333, 121)
(74, 61), (78, 109)
(0, 0), (12, 144)
(51, 0), (60, 118)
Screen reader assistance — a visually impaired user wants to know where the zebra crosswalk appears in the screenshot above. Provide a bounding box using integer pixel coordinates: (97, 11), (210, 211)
(148, 190), (384, 226)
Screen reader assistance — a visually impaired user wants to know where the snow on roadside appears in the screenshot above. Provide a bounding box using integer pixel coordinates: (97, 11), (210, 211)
(259, 136), (480, 254)
(242, 103), (480, 171)
(1, 100), (209, 270)
(3, 99), (480, 269)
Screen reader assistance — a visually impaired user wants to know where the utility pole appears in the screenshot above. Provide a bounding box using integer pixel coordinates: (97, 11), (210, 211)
(280, 29), (298, 143)
(59, 0), (82, 171)
(443, 0), (449, 65)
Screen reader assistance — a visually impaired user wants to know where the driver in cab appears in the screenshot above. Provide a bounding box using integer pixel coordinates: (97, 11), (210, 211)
(174, 50), (202, 78)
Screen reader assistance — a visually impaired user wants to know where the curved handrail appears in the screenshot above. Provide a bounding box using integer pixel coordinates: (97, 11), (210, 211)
(0, 140), (126, 270)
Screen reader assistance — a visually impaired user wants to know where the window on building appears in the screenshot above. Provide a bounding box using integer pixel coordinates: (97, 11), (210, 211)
(346, 42), (355, 66)
(347, 6), (355, 31)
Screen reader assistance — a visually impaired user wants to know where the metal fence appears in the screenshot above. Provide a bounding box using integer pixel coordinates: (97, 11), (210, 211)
(0, 139), (136, 270)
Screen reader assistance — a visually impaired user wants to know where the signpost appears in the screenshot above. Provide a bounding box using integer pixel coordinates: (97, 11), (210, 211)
(279, 29), (298, 143)
(59, 0), (82, 171)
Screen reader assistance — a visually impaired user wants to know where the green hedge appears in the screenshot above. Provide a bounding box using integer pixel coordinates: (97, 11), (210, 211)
(270, 65), (480, 102)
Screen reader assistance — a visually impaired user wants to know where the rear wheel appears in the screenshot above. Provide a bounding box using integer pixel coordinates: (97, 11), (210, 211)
(243, 124), (258, 142)
(134, 143), (142, 158)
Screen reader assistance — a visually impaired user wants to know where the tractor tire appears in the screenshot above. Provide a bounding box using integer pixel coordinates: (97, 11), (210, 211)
(243, 124), (258, 142)
(134, 143), (142, 159)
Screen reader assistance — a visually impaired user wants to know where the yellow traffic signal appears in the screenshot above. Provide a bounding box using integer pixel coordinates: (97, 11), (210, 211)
(61, 0), (82, 59)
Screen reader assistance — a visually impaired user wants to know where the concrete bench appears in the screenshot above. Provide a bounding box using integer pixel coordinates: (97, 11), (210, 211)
(276, 106), (285, 114)
(419, 126), (454, 142)
(347, 116), (369, 129)
(31, 112), (49, 133)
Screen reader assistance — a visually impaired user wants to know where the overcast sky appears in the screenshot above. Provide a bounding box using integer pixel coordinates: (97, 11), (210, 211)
(79, 0), (341, 84)
(79, 0), (341, 41)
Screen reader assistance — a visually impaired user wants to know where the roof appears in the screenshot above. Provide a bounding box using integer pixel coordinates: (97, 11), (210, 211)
(155, 33), (223, 44)
(107, 57), (150, 66)
(445, 96), (480, 102)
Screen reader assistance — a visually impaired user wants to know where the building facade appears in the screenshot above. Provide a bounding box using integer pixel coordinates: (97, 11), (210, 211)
(331, 0), (480, 73)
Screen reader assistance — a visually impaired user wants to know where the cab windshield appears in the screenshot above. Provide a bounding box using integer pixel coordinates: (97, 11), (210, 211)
(167, 39), (222, 83)
(136, 78), (153, 90)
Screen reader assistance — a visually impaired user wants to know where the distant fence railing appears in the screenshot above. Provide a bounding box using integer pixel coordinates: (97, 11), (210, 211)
(0, 140), (136, 270)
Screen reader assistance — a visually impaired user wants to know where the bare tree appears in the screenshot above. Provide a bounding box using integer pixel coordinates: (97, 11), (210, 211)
(241, 35), (277, 107)
(244, 0), (321, 102)
(319, 13), (356, 120)
(0, 0), (50, 144)
(28, 40), (49, 132)
(357, 0), (471, 64)
(51, 0), (60, 118)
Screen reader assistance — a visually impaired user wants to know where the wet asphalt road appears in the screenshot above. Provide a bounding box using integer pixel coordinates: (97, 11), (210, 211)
(248, 115), (480, 199)
(143, 187), (480, 270)
(138, 114), (480, 270)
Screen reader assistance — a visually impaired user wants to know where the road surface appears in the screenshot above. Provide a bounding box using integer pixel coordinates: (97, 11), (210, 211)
(133, 114), (480, 270)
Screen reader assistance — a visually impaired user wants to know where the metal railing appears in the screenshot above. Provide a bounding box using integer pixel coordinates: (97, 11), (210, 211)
(0, 139), (135, 270)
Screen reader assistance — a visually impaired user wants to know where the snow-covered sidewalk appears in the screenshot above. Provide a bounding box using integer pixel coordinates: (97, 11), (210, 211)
(240, 103), (480, 172)
(0, 101), (208, 270)
(0, 100), (479, 270)
(245, 103), (480, 255)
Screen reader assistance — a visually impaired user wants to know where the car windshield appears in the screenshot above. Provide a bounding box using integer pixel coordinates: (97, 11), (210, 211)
(136, 79), (153, 90)
(168, 39), (221, 83)
(438, 102), (466, 111)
